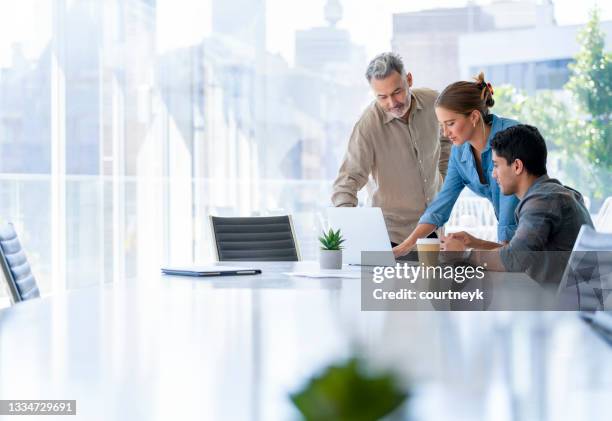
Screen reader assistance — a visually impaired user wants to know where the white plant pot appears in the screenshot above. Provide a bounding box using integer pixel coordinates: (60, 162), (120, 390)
(319, 249), (342, 270)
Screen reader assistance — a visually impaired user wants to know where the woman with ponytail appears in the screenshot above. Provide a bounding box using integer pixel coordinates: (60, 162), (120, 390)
(393, 73), (520, 256)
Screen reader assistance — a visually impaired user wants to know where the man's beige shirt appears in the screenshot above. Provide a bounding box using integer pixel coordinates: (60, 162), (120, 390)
(331, 88), (451, 244)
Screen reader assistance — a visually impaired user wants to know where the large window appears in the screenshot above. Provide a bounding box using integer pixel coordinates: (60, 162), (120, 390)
(1, 0), (611, 300)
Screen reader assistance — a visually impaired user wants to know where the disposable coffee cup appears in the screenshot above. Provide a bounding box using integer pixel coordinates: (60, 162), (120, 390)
(416, 238), (440, 266)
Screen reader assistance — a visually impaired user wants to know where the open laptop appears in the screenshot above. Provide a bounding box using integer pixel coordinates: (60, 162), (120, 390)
(326, 207), (397, 266)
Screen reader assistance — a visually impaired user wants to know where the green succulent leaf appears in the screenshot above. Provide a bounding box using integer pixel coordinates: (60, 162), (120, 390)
(319, 228), (345, 250)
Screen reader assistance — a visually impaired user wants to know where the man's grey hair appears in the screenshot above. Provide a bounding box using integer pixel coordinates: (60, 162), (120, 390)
(365, 52), (406, 83)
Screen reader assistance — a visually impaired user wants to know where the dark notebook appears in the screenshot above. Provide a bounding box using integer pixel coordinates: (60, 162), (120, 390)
(161, 265), (261, 277)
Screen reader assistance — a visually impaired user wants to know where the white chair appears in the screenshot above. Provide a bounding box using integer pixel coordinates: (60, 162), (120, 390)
(446, 191), (498, 241)
(557, 225), (612, 311)
(594, 197), (612, 233)
(583, 195), (591, 212)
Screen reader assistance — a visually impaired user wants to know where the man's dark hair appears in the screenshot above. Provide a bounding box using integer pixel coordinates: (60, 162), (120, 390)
(491, 124), (547, 177)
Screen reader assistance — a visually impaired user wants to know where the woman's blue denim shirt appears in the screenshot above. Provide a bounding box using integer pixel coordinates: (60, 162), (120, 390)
(418, 114), (520, 242)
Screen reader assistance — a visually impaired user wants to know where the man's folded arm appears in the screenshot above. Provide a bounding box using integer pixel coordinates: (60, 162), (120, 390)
(489, 197), (557, 272)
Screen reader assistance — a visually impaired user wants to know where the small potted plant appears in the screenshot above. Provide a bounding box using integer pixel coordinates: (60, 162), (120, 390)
(319, 228), (344, 270)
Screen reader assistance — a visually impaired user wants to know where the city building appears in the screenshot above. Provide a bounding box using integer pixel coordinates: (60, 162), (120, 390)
(459, 19), (612, 93)
(391, 0), (557, 91)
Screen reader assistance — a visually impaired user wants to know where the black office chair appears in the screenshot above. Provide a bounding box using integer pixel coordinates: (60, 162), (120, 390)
(210, 215), (301, 261)
(0, 222), (40, 303)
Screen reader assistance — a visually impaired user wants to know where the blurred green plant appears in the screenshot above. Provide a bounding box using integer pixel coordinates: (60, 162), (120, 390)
(290, 357), (409, 421)
(492, 8), (612, 204)
(566, 7), (612, 169)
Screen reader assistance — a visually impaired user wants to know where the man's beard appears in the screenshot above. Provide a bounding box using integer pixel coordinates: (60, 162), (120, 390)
(388, 88), (412, 118)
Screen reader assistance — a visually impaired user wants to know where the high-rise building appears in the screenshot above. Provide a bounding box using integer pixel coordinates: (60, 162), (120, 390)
(459, 19), (612, 93)
(212, 0), (266, 53)
(391, 0), (556, 91)
(0, 44), (51, 173)
(292, 0), (368, 179)
(392, 4), (494, 91)
(295, 0), (366, 83)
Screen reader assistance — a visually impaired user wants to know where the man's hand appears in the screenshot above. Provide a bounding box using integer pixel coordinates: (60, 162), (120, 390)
(447, 231), (505, 250)
(445, 231), (478, 248)
(439, 234), (470, 264)
(440, 235), (467, 252)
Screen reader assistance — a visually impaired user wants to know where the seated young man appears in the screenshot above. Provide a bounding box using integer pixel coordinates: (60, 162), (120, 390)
(441, 124), (593, 283)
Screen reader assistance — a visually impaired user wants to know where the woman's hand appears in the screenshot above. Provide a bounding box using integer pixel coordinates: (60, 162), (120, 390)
(392, 240), (414, 257)
(440, 235), (467, 252)
(392, 224), (438, 258)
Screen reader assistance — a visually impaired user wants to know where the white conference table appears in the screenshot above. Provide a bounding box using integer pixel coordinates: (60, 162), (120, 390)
(1, 261), (611, 421)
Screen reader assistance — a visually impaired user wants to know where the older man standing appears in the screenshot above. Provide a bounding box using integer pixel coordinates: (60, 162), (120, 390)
(332, 52), (451, 245)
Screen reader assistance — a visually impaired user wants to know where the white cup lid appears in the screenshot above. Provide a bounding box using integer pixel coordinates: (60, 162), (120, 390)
(416, 238), (440, 245)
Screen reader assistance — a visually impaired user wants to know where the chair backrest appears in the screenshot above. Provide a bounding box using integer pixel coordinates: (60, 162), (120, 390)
(447, 192), (497, 228)
(0, 223), (40, 303)
(557, 225), (612, 311)
(445, 192), (498, 241)
(595, 197), (612, 233)
(210, 215), (300, 261)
